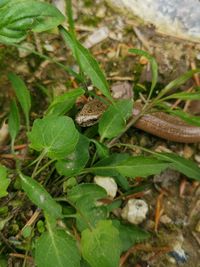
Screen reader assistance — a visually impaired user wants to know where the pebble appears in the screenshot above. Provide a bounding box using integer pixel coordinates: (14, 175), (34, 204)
(194, 154), (200, 164)
(154, 145), (173, 153)
(18, 42), (35, 58)
(195, 220), (200, 232)
(111, 81), (133, 99)
(121, 199), (148, 224)
(83, 27), (109, 48)
(94, 176), (118, 199)
(160, 214), (172, 224)
(168, 234), (188, 264)
(183, 145), (194, 159)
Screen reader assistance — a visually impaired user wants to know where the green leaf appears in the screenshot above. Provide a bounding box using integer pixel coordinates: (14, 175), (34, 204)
(46, 88), (85, 116)
(0, 0), (65, 44)
(0, 164), (10, 198)
(59, 26), (112, 101)
(56, 135), (90, 176)
(81, 220), (121, 267)
(92, 153), (130, 176)
(67, 183), (107, 204)
(99, 99), (132, 140)
(164, 91), (200, 101)
(28, 115), (79, 159)
(156, 153), (200, 181)
(0, 256), (7, 267)
(91, 154), (170, 178)
(8, 73), (31, 129)
(20, 173), (62, 219)
(112, 220), (150, 252)
(114, 174), (130, 191)
(35, 230), (80, 267)
(129, 49), (158, 98)
(76, 199), (107, 232)
(8, 100), (20, 146)
(67, 184), (108, 231)
(160, 69), (200, 97)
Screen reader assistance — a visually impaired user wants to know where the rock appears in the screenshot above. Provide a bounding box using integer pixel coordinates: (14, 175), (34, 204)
(121, 199), (148, 224)
(83, 27), (109, 48)
(160, 214), (172, 224)
(183, 145), (194, 159)
(194, 154), (200, 164)
(94, 176), (118, 199)
(111, 81), (133, 99)
(18, 42), (35, 58)
(168, 234), (188, 264)
(106, 0), (200, 42)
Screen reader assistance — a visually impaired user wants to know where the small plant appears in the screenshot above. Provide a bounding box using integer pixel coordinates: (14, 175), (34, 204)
(0, 1), (200, 266)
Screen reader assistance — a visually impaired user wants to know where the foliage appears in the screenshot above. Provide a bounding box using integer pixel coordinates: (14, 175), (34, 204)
(0, 1), (200, 267)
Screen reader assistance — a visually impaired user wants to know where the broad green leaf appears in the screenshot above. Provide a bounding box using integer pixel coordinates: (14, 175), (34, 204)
(8, 100), (20, 146)
(112, 220), (150, 252)
(156, 153), (200, 181)
(92, 153), (130, 176)
(0, 164), (10, 198)
(115, 156), (170, 177)
(28, 115), (79, 159)
(67, 184), (108, 231)
(8, 73), (31, 129)
(81, 259), (91, 267)
(81, 220), (121, 267)
(129, 49), (158, 98)
(20, 173), (62, 219)
(166, 109), (200, 127)
(56, 135), (90, 176)
(0, 0), (65, 44)
(160, 69), (200, 97)
(106, 199), (122, 213)
(59, 26), (112, 101)
(46, 88), (84, 116)
(76, 199), (107, 232)
(67, 183), (107, 204)
(164, 91), (200, 101)
(35, 230), (80, 267)
(99, 99), (132, 140)
(91, 155), (170, 178)
(0, 256), (7, 267)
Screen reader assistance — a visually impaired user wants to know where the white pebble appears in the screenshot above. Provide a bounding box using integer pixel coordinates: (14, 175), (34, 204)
(83, 27), (109, 48)
(94, 176), (118, 199)
(121, 199), (148, 224)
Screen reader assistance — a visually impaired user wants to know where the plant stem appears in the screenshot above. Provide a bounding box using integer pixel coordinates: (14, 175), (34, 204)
(34, 159), (55, 177)
(32, 150), (47, 178)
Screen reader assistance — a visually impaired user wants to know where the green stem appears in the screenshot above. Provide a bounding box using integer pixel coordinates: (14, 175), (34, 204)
(34, 159), (55, 177)
(32, 150), (47, 178)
